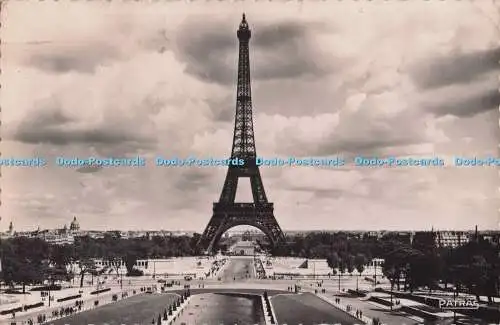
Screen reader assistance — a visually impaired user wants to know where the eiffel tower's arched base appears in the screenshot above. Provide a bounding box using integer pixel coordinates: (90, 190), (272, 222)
(198, 202), (285, 253)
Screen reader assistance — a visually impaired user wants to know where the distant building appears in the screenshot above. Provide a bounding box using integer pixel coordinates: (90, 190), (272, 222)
(0, 222), (14, 239)
(482, 232), (500, 247)
(239, 230), (266, 242)
(242, 231), (252, 241)
(435, 231), (471, 248)
(366, 231), (382, 239)
(39, 229), (75, 245)
(93, 258), (126, 269)
(10, 217), (81, 245)
(369, 258), (384, 268)
(381, 231), (412, 245)
(80, 231), (105, 239)
(231, 241), (255, 256)
(69, 216), (80, 233)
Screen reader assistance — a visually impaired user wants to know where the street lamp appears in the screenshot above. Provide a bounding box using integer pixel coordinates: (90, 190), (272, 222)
(453, 286), (458, 324)
(48, 276), (52, 307)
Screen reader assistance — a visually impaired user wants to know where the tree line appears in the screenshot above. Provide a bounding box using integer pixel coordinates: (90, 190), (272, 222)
(0, 233), (201, 292)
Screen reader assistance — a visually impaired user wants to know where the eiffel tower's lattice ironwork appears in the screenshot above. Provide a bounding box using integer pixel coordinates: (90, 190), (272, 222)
(198, 14), (285, 253)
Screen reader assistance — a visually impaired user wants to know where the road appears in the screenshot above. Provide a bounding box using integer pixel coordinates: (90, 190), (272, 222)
(218, 257), (255, 282)
(272, 292), (361, 325)
(46, 293), (180, 325)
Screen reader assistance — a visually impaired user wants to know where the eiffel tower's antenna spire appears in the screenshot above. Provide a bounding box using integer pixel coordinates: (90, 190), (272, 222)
(240, 13), (249, 29)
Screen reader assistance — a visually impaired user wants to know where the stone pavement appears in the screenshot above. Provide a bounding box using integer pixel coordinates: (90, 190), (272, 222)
(0, 278), (165, 325)
(0, 286), (143, 325)
(298, 281), (423, 325)
(315, 293), (373, 324)
(330, 293), (424, 325)
(0, 264), (232, 325)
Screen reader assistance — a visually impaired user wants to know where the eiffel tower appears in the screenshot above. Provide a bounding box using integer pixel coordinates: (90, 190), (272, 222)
(198, 14), (285, 253)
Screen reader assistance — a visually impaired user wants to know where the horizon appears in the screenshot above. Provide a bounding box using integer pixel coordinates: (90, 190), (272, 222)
(3, 223), (498, 234)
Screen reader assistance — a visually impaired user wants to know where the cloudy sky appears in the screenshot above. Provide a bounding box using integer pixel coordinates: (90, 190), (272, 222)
(1, 1), (499, 232)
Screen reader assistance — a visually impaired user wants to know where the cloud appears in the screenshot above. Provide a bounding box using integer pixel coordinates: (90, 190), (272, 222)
(13, 104), (156, 151)
(76, 165), (103, 174)
(411, 47), (500, 90)
(426, 88), (500, 118)
(173, 18), (337, 85)
(26, 43), (121, 74)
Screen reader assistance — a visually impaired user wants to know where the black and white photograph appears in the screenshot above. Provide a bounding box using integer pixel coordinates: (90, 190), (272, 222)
(0, 1), (499, 324)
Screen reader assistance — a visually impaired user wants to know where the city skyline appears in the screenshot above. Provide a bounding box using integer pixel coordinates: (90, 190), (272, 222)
(0, 215), (498, 233)
(1, 1), (499, 231)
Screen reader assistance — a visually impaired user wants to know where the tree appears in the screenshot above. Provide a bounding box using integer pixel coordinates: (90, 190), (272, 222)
(3, 257), (44, 293)
(441, 248), (454, 290)
(327, 252), (340, 270)
(124, 252), (138, 275)
(49, 245), (74, 269)
(354, 254), (367, 276)
(1, 238), (48, 292)
(45, 265), (72, 284)
(338, 259), (346, 275)
(469, 255), (490, 301)
(346, 255), (355, 275)
(448, 239), (499, 302)
(381, 240), (416, 291)
(354, 254), (367, 291)
(78, 259), (96, 288)
(105, 256), (123, 277)
(409, 231), (442, 292)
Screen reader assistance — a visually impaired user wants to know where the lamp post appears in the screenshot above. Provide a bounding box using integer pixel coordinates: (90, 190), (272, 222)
(453, 286), (457, 323)
(48, 276), (52, 307)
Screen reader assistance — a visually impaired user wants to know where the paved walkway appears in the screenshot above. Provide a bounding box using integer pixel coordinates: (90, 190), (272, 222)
(0, 286), (143, 324)
(322, 292), (422, 325)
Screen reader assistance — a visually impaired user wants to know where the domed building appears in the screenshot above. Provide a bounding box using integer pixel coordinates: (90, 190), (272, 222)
(69, 216), (80, 233)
